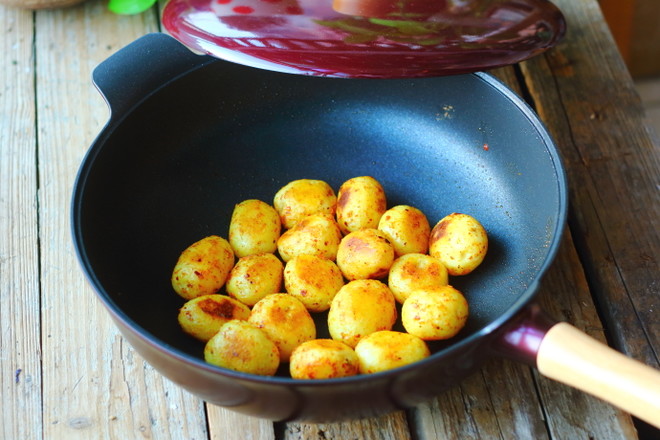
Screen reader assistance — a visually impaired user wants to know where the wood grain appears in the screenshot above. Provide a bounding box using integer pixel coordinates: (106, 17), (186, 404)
(0, 6), (42, 440)
(521, 0), (660, 368)
(283, 411), (411, 440)
(31, 2), (207, 439)
(411, 360), (549, 440)
(533, 233), (640, 438)
(207, 404), (276, 440)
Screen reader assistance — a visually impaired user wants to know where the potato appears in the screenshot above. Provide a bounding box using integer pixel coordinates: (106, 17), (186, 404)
(401, 285), (469, 340)
(429, 213), (488, 276)
(277, 213), (342, 262)
(273, 179), (337, 229)
(328, 279), (397, 348)
(171, 235), (235, 300)
(388, 253), (448, 304)
(283, 255), (345, 312)
(204, 320), (280, 376)
(378, 205), (431, 256)
(336, 176), (387, 234)
(289, 339), (359, 379)
(226, 253), (284, 306)
(178, 294), (251, 342)
(249, 294), (316, 362)
(336, 228), (394, 280)
(354, 331), (430, 374)
(228, 199), (281, 258)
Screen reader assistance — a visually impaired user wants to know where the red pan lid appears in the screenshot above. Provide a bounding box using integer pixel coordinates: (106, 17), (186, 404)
(162, 0), (566, 78)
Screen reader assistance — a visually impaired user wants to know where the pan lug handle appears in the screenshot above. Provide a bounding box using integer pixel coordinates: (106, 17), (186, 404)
(92, 33), (216, 118)
(492, 303), (556, 366)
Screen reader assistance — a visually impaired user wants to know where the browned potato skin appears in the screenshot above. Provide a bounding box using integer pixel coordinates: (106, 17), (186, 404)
(204, 320), (280, 376)
(276, 213), (343, 262)
(228, 199), (281, 258)
(429, 213), (488, 276)
(336, 176), (387, 234)
(328, 279), (397, 348)
(171, 235), (235, 300)
(289, 339), (359, 379)
(388, 253), (448, 304)
(354, 331), (430, 374)
(249, 294), (316, 362)
(378, 205), (431, 256)
(273, 179), (337, 229)
(401, 285), (469, 340)
(226, 253), (284, 307)
(283, 255), (345, 312)
(336, 228), (394, 280)
(178, 294), (251, 342)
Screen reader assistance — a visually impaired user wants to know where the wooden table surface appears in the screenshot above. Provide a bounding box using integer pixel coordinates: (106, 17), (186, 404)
(1, 0), (658, 439)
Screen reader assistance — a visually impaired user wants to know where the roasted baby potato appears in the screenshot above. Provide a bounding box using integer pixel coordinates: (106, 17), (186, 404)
(204, 320), (280, 376)
(328, 279), (397, 348)
(226, 253), (284, 306)
(289, 339), (359, 380)
(273, 179), (337, 229)
(336, 176), (387, 234)
(283, 255), (345, 312)
(401, 285), (469, 340)
(277, 213), (343, 262)
(354, 330), (430, 374)
(228, 199), (281, 258)
(178, 294), (251, 342)
(336, 228), (394, 280)
(388, 253), (448, 304)
(429, 213), (488, 276)
(171, 235), (235, 300)
(378, 205), (431, 256)
(249, 294), (316, 362)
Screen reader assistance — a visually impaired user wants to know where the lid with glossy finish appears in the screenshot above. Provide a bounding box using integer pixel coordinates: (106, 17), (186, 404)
(162, 0), (566, 78)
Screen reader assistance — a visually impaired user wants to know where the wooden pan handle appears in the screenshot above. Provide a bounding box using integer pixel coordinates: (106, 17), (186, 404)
(537, 322), (660, 429)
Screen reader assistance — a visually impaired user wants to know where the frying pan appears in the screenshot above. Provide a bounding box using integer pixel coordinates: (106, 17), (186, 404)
(72, 33), (660, 424)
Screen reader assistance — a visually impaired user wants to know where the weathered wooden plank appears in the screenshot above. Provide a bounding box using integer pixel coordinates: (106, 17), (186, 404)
(534, 232), (639, 439)
(283, 411), (411, 440)
(0, 6), (42, 440)
(411, 359), (550, 440)
(33, 2), (208, 439)
(207, 405), (276, 440)
(521, 0), (659, 368)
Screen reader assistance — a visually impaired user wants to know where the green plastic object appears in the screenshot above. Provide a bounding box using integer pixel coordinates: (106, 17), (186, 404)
(108, 0), (156, 15)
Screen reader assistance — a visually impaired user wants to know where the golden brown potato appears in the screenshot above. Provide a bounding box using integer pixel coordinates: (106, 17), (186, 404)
(273, 179), (337, 229)
(336, 228), (394, 280)
(225, 253), (284, 306)
(204, 320), (280, 375)
(228, 199), (281, 258)
(178, 294), (251, 342)
(429, 213), (488, 276)
(378, 205), (431, 256)
(327, 279), (397, 348)
(388, 253), (448, 304)
(336, 176), (387, 234)
(283, 255), (345, 312)
(401, 285), (469, 340)
(276, 213), (343, 262)
(289, 339), (359, 379)
(249, 294), (316, 362)
(171, 235), (235, 300)
(354, 331), (430, 374)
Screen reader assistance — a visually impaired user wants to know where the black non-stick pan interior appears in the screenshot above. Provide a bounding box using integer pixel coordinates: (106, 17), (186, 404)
(75, 59), (566, 364)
